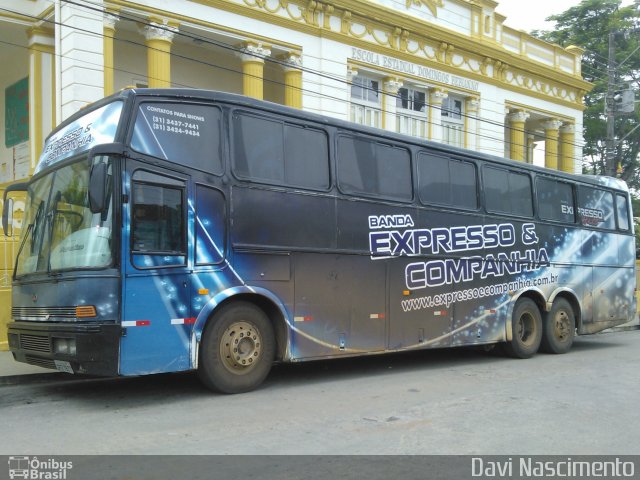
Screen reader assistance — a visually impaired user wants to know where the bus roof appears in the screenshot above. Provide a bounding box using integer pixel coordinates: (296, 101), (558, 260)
(50, 87), (629, 193)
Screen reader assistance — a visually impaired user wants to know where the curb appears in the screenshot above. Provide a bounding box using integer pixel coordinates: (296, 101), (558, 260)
(0, 372), (80, 387)
(606, 325), (640, 333)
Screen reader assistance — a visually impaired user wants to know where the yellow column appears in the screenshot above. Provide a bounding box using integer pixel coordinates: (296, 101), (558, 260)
(240, 42), (271, 100)
(143, 19), (178, 88)
(542, 119), (562, 170)
(282, 52), (303, 108)
(507, 110), (530, 162)
(559, 123), (575, 173)
(103, 12), (117, 96)
(28, 27), (55, 165)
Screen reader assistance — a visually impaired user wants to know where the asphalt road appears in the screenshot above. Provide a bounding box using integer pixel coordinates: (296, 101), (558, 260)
(1, 330), (639, 455)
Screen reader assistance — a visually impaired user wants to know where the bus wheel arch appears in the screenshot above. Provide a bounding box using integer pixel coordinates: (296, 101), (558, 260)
(547, 290), (582, 333)
(195, 292), (290, 393)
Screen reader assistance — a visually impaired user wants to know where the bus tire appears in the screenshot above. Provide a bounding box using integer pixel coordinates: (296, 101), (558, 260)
(540, 298), (575, 354)
(198, 302), (275, 394)
(503, 298), (542, 359)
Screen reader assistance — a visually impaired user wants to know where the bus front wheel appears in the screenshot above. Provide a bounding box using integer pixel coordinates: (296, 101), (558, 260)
(540, 298), (575, 354)
(504, 298), (542, 359)
(198, 302), (276, 394)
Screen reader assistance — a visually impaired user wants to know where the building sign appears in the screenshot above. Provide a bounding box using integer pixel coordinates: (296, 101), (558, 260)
(350, 48), (480, 92)
(5, 77), (29, 148)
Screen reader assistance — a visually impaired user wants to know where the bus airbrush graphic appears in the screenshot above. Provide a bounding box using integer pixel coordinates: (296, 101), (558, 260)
(3, 89), (635, 393)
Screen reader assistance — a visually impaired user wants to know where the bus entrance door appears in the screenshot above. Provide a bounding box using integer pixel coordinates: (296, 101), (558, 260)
(119, 161), (193, 375)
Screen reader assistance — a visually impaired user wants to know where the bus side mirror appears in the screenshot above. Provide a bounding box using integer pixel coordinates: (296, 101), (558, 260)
(2, 198), (13, 237)
(2, 182), (28, 237)
(89, 162), (107, 214)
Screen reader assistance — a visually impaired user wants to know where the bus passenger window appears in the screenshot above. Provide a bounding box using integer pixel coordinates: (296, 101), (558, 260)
(536, 178), (575, 223)
(616, 194), (630, 231)
(418, 153), (477, 209)
(233, 114), (283, 182)
(577, 186), (615, 230)
(338, 136), (411, 201)
(284, 125), (329, 189)
(232, 113), (329, 190)
(484, 166), (533, 217)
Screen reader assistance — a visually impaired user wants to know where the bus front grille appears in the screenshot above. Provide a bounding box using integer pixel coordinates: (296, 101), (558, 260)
(11, 307), (77, 320)
(20, 335), (52, 353)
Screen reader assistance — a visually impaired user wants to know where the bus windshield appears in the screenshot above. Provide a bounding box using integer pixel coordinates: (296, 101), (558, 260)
(15, 156), (114, 276)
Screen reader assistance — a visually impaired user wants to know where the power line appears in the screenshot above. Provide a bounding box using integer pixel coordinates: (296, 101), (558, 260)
(65, 0), (596, 121)
(65, 1), (591, 149)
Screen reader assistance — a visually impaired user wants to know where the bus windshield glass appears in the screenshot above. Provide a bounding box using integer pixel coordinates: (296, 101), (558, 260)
(15, 156), (114, 276)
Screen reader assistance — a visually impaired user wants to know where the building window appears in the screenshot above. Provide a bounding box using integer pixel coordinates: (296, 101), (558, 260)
(397, 88), (426, 112)
(442, 96), (463, 120)
(397, 87), (428, 138)
(350, 75), (381, 128)
(442, 95), (464, 147)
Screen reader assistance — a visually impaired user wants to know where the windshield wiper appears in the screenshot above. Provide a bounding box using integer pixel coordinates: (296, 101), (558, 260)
(13, 223), (33, 277)
(45, 191), (62, 274)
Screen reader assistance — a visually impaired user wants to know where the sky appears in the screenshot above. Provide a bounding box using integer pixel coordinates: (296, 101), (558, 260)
(495, 0), (636, 32)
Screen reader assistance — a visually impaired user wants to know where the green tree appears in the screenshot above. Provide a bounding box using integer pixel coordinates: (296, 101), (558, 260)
(533, 0), (640, 187)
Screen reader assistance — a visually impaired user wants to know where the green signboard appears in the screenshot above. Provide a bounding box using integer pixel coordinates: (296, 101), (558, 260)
(5, 77), (29, 148)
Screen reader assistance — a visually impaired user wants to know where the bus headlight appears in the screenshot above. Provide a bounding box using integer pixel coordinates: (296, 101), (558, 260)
(53, 338), (77, 356)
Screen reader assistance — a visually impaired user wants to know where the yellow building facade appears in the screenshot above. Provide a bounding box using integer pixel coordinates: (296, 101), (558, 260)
(0, 0), (593, 348)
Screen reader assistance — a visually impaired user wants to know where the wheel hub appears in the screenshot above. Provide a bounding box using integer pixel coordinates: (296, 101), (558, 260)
(517, 313), (536, 346)
(554, 311), (570, 341)
(220, 321), (262, 374)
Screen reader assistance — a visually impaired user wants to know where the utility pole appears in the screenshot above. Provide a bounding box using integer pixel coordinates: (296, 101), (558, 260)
(605, 30), (617, 177)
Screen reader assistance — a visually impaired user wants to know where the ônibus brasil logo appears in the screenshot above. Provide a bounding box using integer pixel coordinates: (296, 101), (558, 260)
(8, 456), (73, 480)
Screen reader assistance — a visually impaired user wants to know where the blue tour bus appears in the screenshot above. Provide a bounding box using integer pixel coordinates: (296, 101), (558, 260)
(2, 89), (636, 393)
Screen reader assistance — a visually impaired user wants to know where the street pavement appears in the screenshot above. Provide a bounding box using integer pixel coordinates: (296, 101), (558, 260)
(1, 328), (640, 455)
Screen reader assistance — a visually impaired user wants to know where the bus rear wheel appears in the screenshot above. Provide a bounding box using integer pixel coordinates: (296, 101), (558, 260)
(540, 298), (575, 354)
(503, 298), (542, 359)
(198, 302), (275, 394)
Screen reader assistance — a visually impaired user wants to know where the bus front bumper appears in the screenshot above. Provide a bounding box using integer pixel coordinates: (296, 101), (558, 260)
(7, 321), (121, 376)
